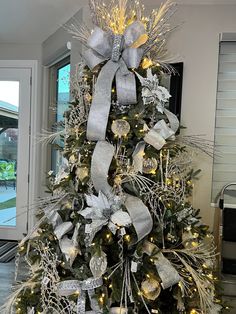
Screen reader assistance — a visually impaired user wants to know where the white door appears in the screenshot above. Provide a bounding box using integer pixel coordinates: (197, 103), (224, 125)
(0, 68), (31, 240)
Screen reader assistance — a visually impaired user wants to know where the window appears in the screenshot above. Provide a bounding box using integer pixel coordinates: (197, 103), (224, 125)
(212, 40), (236, 204)
(49, 58), (71, 173)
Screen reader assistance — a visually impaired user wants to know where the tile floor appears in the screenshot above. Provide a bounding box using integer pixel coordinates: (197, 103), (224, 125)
(0, 261), (15, 306)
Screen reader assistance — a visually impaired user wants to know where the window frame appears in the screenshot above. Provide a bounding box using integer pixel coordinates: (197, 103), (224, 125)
(48, 56), (71, 173)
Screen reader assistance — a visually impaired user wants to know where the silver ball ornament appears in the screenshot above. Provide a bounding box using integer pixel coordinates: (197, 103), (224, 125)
(111, 119), (130, 138)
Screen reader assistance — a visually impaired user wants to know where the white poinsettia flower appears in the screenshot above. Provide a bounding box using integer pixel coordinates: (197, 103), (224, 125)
(54, 158), (70, 185)
(136, 68), (171, 113)
(80, 191), (131, 245)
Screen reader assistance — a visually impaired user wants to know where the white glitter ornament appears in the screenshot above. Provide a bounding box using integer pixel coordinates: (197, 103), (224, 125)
(111, 119), (130, 137)
(143, 157), (158, 174)
(89, 251), (107, 278)
(141, 278), (161, 301)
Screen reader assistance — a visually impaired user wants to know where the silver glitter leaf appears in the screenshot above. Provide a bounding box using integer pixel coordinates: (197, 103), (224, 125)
(110, 210), (132, 227)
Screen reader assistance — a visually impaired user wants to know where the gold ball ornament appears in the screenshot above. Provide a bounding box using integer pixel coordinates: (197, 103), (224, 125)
(75, 167), (89, 181)
(69, 154), (77, 164)
(141, 278), (161, 301)
(143, 157), (158, 174)
(111, 119), (130, 138)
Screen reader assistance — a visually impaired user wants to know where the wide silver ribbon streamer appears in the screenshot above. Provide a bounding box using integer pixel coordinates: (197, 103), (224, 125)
(164, 108), (179, 134)
(54, 221), (73, 240)
(143, 241), (180, 289)
(57, 277), (103, 314)
(109, 307), (128, 313)
(59, 223), (81, 266)
(91, 141), (153, 242)
(125, 194), (153, 242)
(91, 141), (115, 198)
(83, 21), (147, 141)
(132, 141), (146, 173)
(87, 61), (120, 140)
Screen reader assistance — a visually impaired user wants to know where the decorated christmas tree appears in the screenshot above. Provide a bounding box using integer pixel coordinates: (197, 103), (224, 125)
(1, 1), (224, 313)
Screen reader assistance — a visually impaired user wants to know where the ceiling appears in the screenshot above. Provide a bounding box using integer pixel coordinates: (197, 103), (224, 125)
(1, 0), (236, 44)
(0, 0), (87, 44)
(178, 0), (236, 3)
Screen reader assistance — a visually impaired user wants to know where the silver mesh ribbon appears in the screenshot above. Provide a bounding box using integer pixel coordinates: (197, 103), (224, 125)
(109, 307), (128, 313)
(112, 35), (123, 62)
(57, 277), (103, 314)
(91, 141), (115, 198)
(143, 241), (180, 289)
(164, 108), (179, 133)
(125, 194), (153, 242)
(83, 21), (147, 141)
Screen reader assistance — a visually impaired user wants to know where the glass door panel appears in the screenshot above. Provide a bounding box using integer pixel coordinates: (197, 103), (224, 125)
(0, 68), (31, 240)
(0, 81), (19, 227)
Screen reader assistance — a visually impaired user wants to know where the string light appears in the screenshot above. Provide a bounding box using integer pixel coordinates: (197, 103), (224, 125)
(106, 233), (111, 240)
(191, 241), (198, 248)
(142, 57), (153, 69)
(99, 296), (104, 303)
(207, 273), (213, 280)
(124, 234), (131, 242)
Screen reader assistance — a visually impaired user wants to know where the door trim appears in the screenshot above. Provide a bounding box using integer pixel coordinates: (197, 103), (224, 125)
(0, 60), (39, 237)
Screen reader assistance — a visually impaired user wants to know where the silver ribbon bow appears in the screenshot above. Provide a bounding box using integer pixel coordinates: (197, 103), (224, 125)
(143, 241), (180, 289)
(83, 21), (148, 141)
(57, 278), (103, 314)
(144, 119), (175, 151)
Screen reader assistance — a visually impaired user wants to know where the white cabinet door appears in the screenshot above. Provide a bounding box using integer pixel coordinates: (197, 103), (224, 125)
(0, 68), (31, 240)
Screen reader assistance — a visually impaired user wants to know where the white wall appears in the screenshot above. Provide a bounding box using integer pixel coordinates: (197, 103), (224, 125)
(163, 4), (236, 229)
(0, 43), (42, 61)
